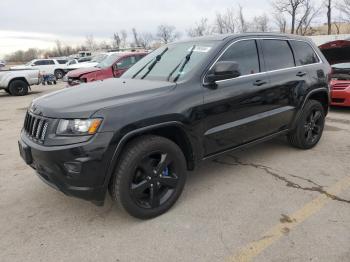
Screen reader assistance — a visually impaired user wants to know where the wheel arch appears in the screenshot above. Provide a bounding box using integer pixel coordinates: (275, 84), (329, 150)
(104, 122), (196, 188)
(307, 89), (329, 115)
(292, 88), (329, 129)
(8, 77), (29, 88)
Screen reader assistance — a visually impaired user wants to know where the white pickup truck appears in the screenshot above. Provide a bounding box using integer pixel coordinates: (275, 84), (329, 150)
(0, 69), (40, 96)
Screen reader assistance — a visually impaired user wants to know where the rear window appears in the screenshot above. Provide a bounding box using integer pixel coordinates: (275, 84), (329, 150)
(290, 41), (319, 66)
(261, 40), (295, 71)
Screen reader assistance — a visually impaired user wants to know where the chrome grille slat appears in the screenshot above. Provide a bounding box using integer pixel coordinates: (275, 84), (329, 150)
(23, 112), (50, 144)
(36, 119), (44, 139)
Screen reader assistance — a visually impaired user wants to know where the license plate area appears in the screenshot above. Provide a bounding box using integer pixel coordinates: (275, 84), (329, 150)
(18, 141), (33, 165)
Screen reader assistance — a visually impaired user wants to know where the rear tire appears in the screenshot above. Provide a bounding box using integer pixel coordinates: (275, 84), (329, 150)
(54, 69), (64, 79)
(8, 80), (29, 96)
(288, 100), (325, 149)
(109, 135), (187, 219)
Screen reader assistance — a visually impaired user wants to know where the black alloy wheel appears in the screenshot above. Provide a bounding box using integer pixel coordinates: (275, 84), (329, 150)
(304, 108), (323, 144)
(131, 152), (179, 209)
(288, 100), (325, 149)
(110, 135), (187, 219)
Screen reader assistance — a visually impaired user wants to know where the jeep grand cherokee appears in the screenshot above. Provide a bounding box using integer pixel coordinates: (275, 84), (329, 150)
(19, 33), (331, 219)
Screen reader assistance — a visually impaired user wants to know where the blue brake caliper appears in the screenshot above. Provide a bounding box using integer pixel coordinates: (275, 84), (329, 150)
(162, 167), (169, 177)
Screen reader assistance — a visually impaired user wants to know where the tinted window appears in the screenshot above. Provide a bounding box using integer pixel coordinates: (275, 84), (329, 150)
(46, 60), (55, 65)
(261, 40), (295, 71)
(290, 41), (319, 66)
(118, 56), (136, 69)
(57, 59), (68, 64)
(218, 40), (260, 76)
(33, 60), (46, 66)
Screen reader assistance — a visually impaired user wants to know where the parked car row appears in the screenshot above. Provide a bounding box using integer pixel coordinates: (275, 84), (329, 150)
(65, 51), (147, 86)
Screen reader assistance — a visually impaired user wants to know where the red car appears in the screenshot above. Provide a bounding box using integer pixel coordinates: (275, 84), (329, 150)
(66, 52), (147, 86)
(319, 40), (350, 106)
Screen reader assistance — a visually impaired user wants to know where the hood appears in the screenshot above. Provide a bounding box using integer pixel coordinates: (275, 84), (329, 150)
(67, 62), (99, 70)
(67, 67), (102, 77)
(319, 40), (350, 65)
(31, 78), (176, 118)
(10, 64), (29, 70)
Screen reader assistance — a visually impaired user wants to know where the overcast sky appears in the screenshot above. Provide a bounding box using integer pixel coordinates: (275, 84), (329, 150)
(0, 0), (324, 57)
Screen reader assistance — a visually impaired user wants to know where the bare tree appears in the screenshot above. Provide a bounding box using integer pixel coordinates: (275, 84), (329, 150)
(85, 35), (97, 51)
(132, 28), (140, 47)
(273, 0), (306, 34)
(273, 13), (288, 32)
(112, 33), (121, 49)
(187, 18), (211, 37)
(295, 0), (321, 35)
(157, 24), (178, 44)
(213, 8), (236, 34)
(237, 5), (249, 32)
(138, 33), (154, 49)
(252, 14), (270, 32)
(326, 0), (332, 34)
(55, 40), (63, 56)
(120, 30), (128, 48)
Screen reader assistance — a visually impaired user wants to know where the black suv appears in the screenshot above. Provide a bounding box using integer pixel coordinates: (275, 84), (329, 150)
(19, 33), (331, 219)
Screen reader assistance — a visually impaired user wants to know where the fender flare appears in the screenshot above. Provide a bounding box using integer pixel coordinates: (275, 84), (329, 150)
(102, 121), (192, 188)
(291, 87), (329, 128)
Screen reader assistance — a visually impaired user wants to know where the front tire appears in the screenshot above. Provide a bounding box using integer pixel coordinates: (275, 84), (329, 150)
(288, 100), (325, 149)
(8, 80), (29, 96)
(54, 69), (64, 79)
(109, 135), (187, 219)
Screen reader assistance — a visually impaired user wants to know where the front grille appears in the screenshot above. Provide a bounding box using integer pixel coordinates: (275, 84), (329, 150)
(23, 112), (49, 143)
(332, 83), (349, 90)
(332, 98), (345, 103)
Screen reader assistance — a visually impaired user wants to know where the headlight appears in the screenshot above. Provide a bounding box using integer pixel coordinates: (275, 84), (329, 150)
(56, 118), (102, 136)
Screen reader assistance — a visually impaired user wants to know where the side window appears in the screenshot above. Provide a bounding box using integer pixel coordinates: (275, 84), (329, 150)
(57, 59), (68, 64)
(261, 40), (295, 71)
(33, 60), (45, 66)
(135, 55), (144, 62)
(46, 60), (55, 65)
(218, 40), (260, 76)
(117, 56), (136, 69)
(290, 41), (319, 66)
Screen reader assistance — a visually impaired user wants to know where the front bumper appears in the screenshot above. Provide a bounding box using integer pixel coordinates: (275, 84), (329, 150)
(19, 131), (115, 205)
(331, 88), (350, 106)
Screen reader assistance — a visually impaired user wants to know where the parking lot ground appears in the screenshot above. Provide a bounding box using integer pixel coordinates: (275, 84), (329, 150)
(0, 83), (349, 262)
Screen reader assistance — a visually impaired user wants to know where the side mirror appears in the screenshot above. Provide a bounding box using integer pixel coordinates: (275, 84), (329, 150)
(206, 61), (241, 85)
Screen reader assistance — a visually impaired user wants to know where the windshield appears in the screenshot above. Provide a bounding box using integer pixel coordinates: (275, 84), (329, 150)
(122, 41), (216, 82)
(91, 54), (107, 63)
(332, 63), (350, 80)
(96, 53), (121, 68)
(25, 60), (35, 66)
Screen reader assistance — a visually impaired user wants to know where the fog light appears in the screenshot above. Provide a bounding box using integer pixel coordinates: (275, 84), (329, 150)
(64, 162), (82, 175)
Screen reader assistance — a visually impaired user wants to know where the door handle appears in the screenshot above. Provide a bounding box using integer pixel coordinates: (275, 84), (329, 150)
(296, 71), (307, 77)
(253, 80), (267, 86)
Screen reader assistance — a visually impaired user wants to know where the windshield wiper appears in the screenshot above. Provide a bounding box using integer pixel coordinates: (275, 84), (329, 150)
(169, 45), (196, 83)
(140, 47), (169, 80)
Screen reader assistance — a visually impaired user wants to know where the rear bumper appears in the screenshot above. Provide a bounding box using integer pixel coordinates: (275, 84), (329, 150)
(331, 89), (350, 106)
(19, 131), (115, 205)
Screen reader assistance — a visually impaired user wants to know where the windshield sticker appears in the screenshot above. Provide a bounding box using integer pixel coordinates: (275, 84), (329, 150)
(189, 46), (212, 53)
